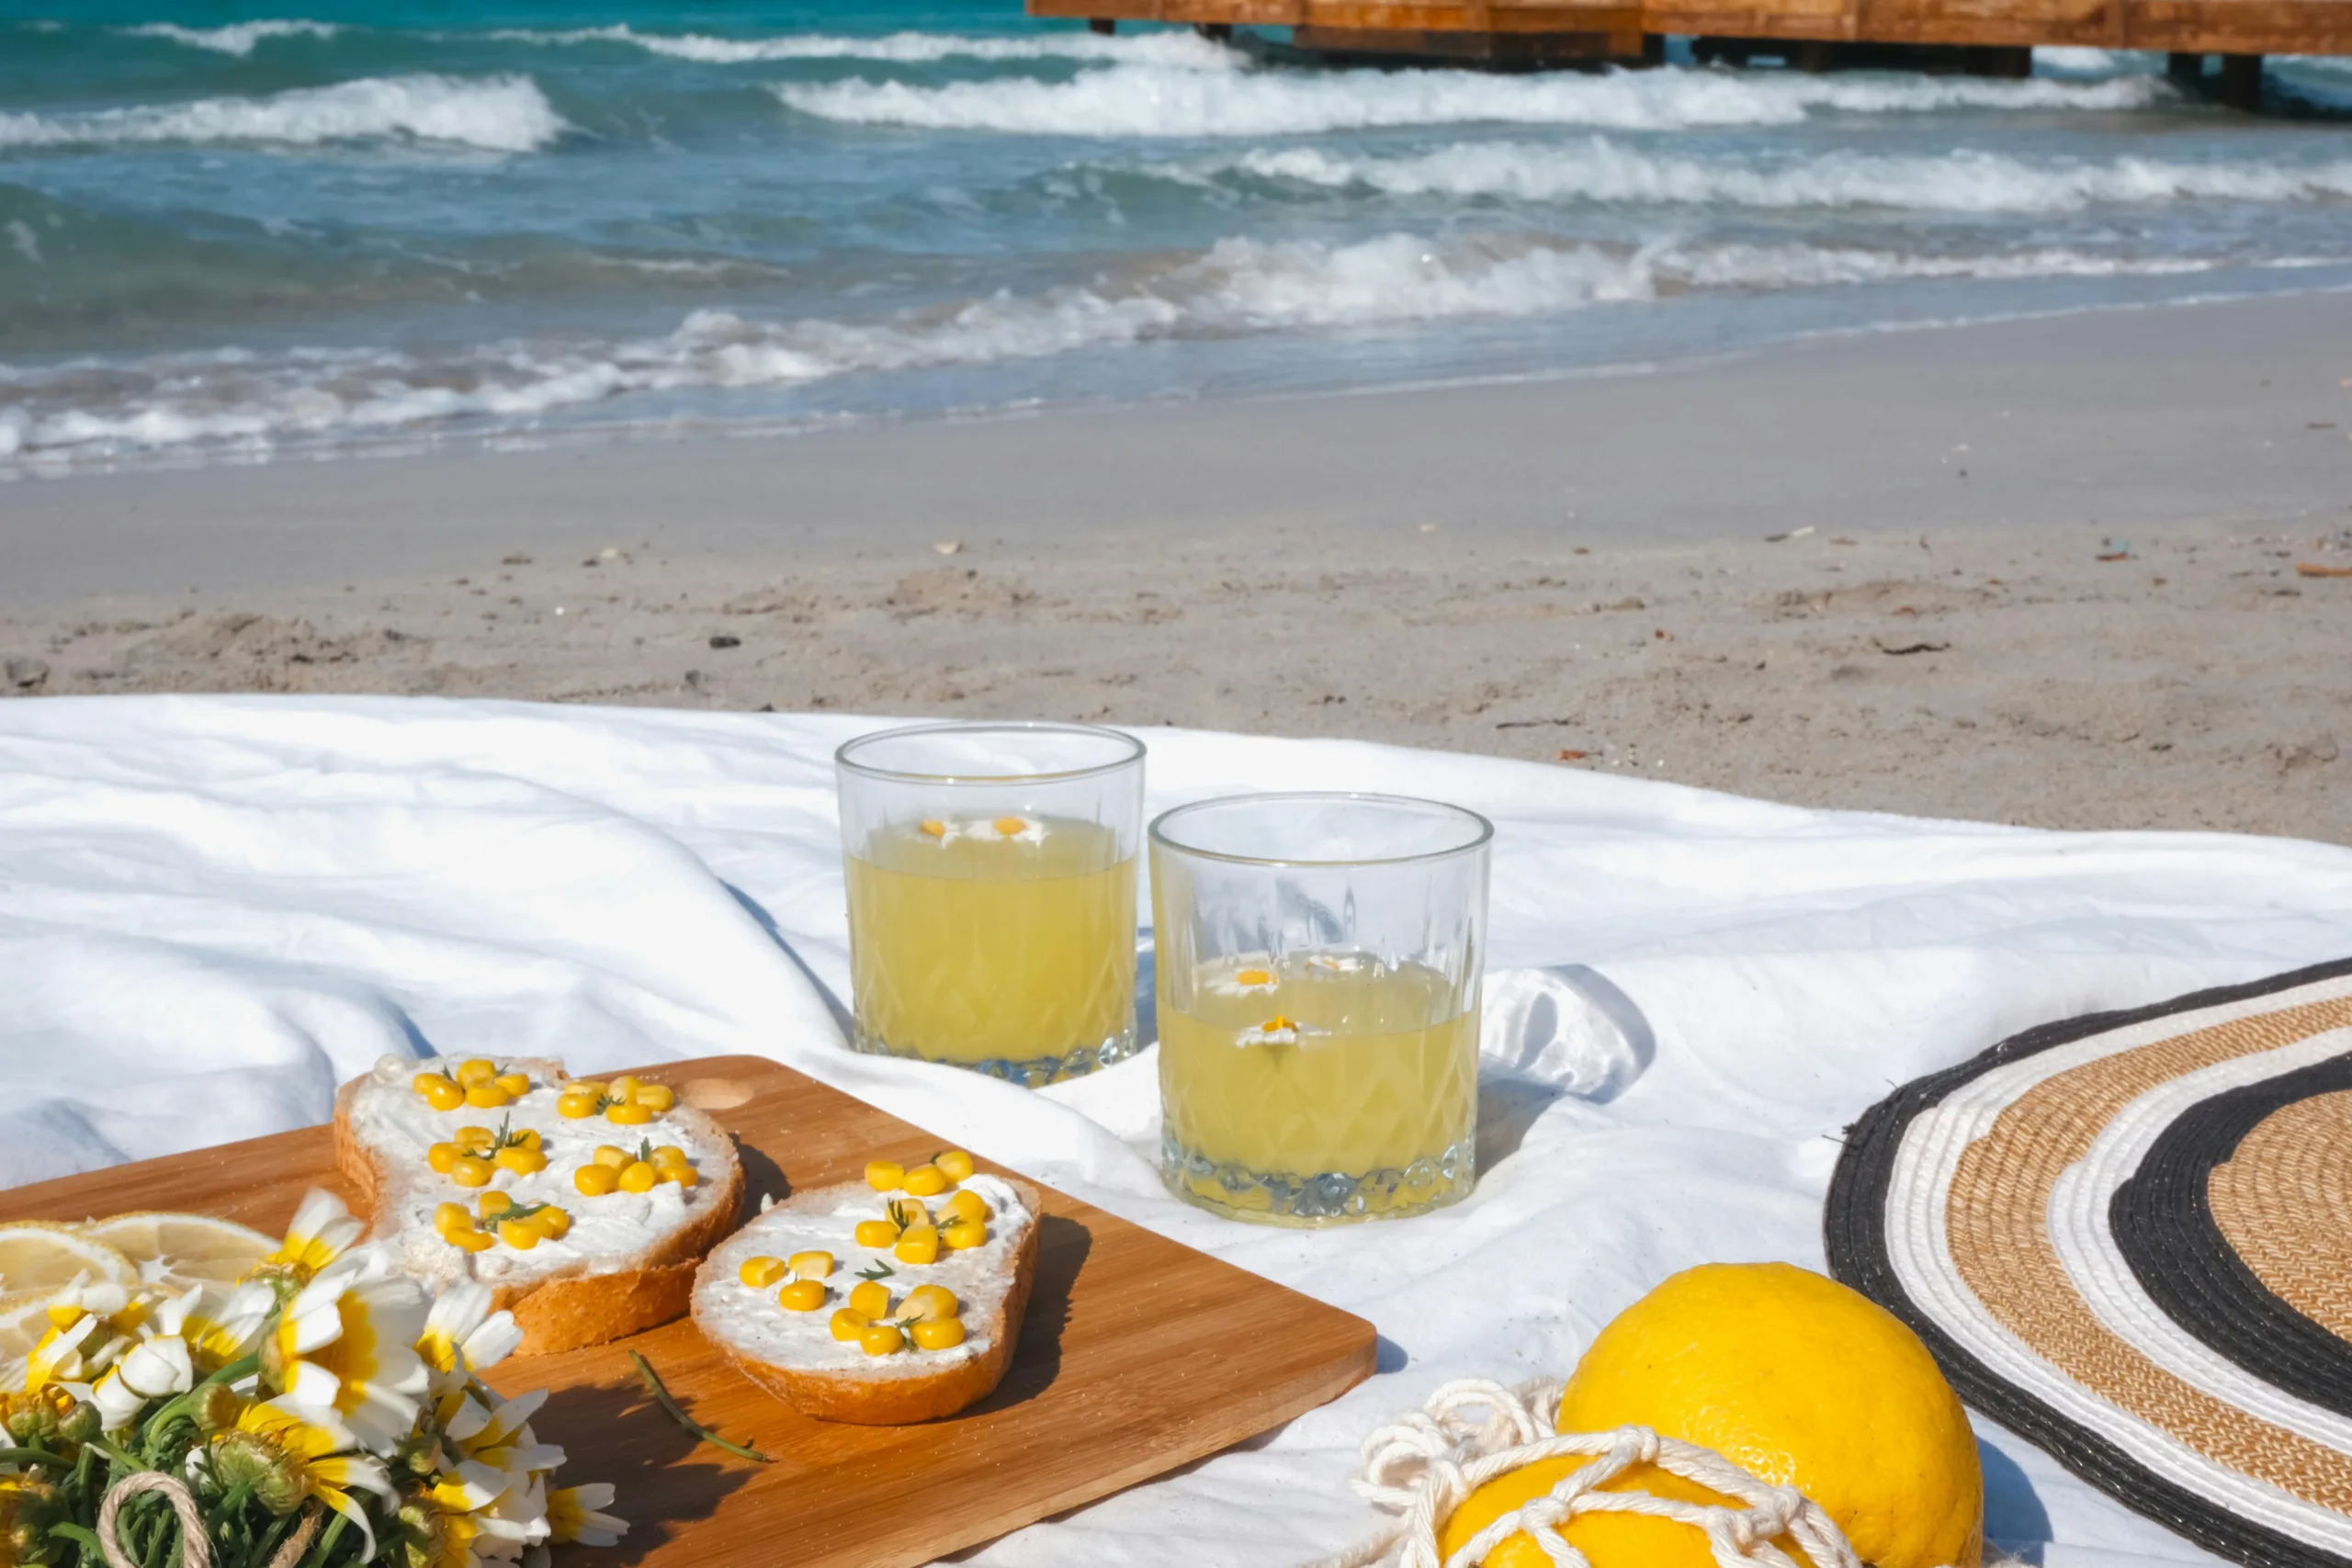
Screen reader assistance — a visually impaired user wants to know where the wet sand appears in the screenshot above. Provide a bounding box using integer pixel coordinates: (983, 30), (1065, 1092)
(4, 290), (2348, 841)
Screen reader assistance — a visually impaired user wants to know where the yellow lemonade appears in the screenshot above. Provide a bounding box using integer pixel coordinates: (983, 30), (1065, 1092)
(1159, 951), (1477, 1223)
(845, 813), (1137, 1084)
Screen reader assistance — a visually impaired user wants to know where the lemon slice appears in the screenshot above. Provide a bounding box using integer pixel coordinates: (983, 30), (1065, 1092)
(79, 1212), (276, 1292)
(0, 1221), (136, 1304)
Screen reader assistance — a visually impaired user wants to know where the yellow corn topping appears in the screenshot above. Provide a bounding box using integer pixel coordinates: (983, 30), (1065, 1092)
(902, 1163), (949, 1198)
(911, 1317), (966, 1351)
(893, 1226), (940, 1266)
(942, 1219), (985, 1251)
(419, 1076), (466, 1111)
(739, 1257), (786, 1289)
(858, 1324), (904, 1357)
(617, 1160), (659, 1194)
(777, 1280), (826, 1313)
(573, 1164), (619, 1198)
(593, 1145), (630, 1169)
(935, 1149), (975, 1183)
(897, 1284), (956, 1322)
(918, 819), (947, 839)
(853, 1219), (899, 1248)
(943, 1189), (989, 1225)
(497, 1218), (540, 1251)
(787, 1250), (835, 1281)
(993, 817), (1028, 837)
(847, 1280), (890, 1320)
(478, 1191), (514, 1220)
(865, 1160), (904, 1192)
(455, 1059), (498, 1088)
(831, 1308), (870, 1342)
(448, 1156), (494, 1189)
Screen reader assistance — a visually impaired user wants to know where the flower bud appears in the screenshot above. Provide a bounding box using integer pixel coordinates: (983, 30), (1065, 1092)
(4, 1478), (66, 1567)
(209, 1430), (308, 1517)
(191, 1383), (243, 1437)
(53, 1403), (98, 1450)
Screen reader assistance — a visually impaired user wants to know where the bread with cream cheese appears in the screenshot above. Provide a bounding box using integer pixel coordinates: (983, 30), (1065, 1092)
(692, 1172), (1039, 1425)
(334, 1055), (745, 1355)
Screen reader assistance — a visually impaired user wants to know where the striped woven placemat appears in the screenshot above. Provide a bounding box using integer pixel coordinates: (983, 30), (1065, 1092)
(1826, 957), (2352, 1568)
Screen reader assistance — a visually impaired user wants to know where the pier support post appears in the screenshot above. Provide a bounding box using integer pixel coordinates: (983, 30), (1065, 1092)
(2166, 51), (2205, 83)
(1088, 17), (1115, 34)
(2218, 52), (2264, 109)
(1195, 22), (1233, 39)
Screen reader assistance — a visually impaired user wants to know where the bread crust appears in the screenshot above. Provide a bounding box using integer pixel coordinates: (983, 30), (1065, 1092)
(695, 1178), (1041, 1425)
(333, 1059), (746, 1357)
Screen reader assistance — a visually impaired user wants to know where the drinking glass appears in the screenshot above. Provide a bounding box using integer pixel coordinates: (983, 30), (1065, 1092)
(1150, 792), (1491, 1224)
(836, 721), (1145, 1087)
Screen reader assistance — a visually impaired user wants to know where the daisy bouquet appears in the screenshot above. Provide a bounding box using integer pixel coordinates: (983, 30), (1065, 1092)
(0, 1192), (624, 1568)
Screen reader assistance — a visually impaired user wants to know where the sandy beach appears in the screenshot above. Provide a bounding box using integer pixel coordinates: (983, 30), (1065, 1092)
(5, 291), (2348, 842)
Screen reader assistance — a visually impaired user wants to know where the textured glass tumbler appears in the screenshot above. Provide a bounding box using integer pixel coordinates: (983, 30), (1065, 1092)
(837, 721), (1145, 1088)
(1151, 792), (1491, 1225)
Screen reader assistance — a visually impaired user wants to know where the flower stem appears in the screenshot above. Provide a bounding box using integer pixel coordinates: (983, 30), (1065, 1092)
(0, 1445), (74, 1468)
(627, 1351), (772, 1464)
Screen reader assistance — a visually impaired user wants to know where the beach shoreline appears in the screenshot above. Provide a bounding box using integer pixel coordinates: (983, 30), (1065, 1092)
(5, 290), (2347, 842)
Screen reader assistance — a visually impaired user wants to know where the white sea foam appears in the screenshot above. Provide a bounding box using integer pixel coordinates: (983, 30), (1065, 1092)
(1198, 140), (2352, 212)
(486, 23), (1236, 66)
(1, 231), (2264, 465)
(0, 74), (568, 154)
(776, 62), (2166, 136)
(118, 19), (341, 57)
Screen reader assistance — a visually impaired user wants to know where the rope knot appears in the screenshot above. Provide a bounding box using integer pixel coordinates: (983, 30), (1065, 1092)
(1300, 1382), (1864, 1568)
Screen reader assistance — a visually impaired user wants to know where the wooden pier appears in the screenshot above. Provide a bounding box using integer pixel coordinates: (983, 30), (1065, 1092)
(1031, 0), (2352, 107)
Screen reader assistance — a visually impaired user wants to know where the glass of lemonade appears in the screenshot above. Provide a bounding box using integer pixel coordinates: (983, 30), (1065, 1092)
(1150, 792), (1491, 1225)
(836, 721), (1145, 1087)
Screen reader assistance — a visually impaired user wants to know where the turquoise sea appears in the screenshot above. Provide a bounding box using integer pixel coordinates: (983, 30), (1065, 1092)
(5, 1), (2352, 469)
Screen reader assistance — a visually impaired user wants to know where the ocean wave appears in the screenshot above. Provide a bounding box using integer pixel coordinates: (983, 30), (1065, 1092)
(117, 19), (341, 57)
(1192, 140), (2352, 211)
(0, 75), (568, 154)
(0, 231), (2255, 464)
(775, 62), (2167, 136)
(485, 23), (1235, 66)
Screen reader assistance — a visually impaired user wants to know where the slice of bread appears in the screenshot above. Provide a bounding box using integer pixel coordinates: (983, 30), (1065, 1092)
(334, 1055), (744, 1355)
(693, 1172), (1040, 1425)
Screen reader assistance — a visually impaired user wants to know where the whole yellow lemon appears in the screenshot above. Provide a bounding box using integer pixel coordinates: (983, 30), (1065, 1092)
(1440, 1262), (1982, 1568)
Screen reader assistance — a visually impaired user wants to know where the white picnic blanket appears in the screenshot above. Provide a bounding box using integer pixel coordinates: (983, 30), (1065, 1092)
(6, 695), (2347, 1568)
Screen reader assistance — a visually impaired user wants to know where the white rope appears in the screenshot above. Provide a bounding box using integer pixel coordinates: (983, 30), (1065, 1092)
(1300, 1379), (1865, 1568)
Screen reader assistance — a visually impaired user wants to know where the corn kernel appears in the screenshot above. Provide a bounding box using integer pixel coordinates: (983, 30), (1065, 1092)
(739, 1256), (786, 1289)
(944, 1190), (989, 1225)
(893, 1226), (940, 1266)
(898, 1284), (956, 1322)
(788, 1251), (834, 1281)
(605, 1100), (653, 1126)
(942, 1219), (985, 1251)
(935, 1149), (975, 1183)
(618, 1160), (659, 1194)
(455, 1059), (498, 1088)
(666, 1164), (700, 1189)
(854, 1219), (899, 1248)
(495, 1145), (547, 1177)
(533, 1207), (572, 1240)
(411, 1071), (449, 1097)
(449, 1156), (495, 1189)
(478, 1191), (513, 1220)
(465, 1083), (511, 1111)
(651, 1145), (687, 1166)
(514, 1128), (544, 1150)
(434, 1202), (474, 1235)
(456, 1126), (495, 1154)
(886, 1199), (930, 1231)
(556, 1093), (598, 1121)
(847, 1280), (890, 1320)
(919, 818), (947, 838)
(911, 1317), (966, 1351)
(634, 1083), (676, 1112)
(573, 1163), (619, 1198)
(777, 1280), (826, 1313)
(593, 1145), (630, 1168)
(493, 1072), (530, 1099)
(609, 1075), (643, 1100)
(497, 1219), (541, 1251)
(427, 1142), (459, 1174)
(453, 1229), (496, 1254)
(865, 1160), (904, 1192)
(859, 1324), (905, 1357)
(902, 1164), (949, 1198)
(421, 1076), (466, 1111)
(993, 816), (1028, 837)
(830, 1308), (869, 1342)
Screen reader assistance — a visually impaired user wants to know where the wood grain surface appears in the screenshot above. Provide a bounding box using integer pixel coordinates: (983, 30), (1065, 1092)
(0, 1055), (1380, 1568)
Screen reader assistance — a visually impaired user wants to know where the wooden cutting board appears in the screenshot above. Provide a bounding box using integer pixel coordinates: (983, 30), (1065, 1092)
(0, 1055), (1378, 1568)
